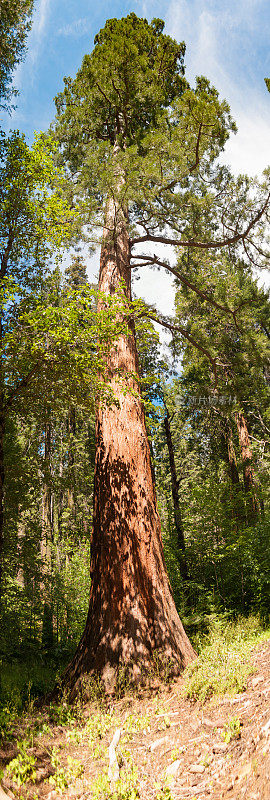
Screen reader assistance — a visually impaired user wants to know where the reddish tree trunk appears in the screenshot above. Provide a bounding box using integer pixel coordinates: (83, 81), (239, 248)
(236, 412), (261, 524)
(62, 194), (195, 695)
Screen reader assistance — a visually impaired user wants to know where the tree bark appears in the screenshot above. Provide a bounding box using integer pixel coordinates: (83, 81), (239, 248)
(0, 400), (5, 604)
(0, 295), (4, 603)
(41, 419), (54, 649)
(62, 189), (195, 696)
(226, 425), (240, 487)
(236, 412), (261, 524)
(223, 422), (246, 527)
(163, 412), (189, 582)
(67, 407), (76, 514)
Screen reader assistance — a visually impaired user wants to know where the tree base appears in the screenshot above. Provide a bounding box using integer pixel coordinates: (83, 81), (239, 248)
(54, 653), (196, 704)
(53, 605), (196, 702)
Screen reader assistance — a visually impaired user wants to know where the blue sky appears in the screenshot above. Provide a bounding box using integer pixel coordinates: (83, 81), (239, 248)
(3, 0), (270, 315)
(4, 0), (270, 174)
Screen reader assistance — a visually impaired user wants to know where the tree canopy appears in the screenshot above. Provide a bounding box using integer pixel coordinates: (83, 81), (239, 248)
(0, 0), (34, 109)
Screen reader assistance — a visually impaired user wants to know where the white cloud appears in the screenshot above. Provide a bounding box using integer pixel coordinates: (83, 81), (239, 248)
(35, 0), (50, 36)
(162, 0), (270, 178)
(222, 105), (270, 177)
(134, 0), (270, 317)
(50, 2), (270, 337)
(28, 0), (51, 65)
(7, 0), (51, 114)
(75, 243), (175, 319)
(58, 18), (91, 38)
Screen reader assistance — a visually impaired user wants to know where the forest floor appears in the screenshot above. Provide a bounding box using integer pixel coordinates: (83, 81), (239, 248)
(0, 638), (270, 800)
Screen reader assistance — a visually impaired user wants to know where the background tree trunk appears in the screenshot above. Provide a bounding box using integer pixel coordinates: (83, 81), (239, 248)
(67, 407), (76, 514)
(163, 412), (189, 582)
(62, 194), (195, 695)
(236, 412), (261, 524)
(41, 419), (54, 649)
(0, 400), (5, 602)
(223, 422), (246, 527)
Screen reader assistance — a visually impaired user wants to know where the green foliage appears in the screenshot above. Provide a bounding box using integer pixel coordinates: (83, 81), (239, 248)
(85, 710), (113, 742)
(155, 783), (174, 800)
(6, 738), (37, 786)
(1, 11), (269, 709)
(48, 698), (83, 726)
(173, 247), (270, 410)
(52, 10), (269, 269)
(55, 14), (185, 158)
(0, 0), (34, 108)
(0, 660), (69, 716)
(150, 650), (174, 686)
(0, 130), (78, 271)
(154, 319), (270, 624)
(0, 701), (18, 742)
(0, 129), (117, 418)
(90, 764), (139, 800)
(123, 713), (151, 738)
(222, 716), (242, 743)
(183, 616), (269, 702)
(48, 748), (84, 792)
(80, 674), (106, 704)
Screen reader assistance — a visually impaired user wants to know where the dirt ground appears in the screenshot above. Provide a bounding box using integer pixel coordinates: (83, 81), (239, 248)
(1, 640), (270, 800)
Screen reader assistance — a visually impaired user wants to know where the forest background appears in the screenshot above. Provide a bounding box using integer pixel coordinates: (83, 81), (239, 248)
(0, 0), (270, 708)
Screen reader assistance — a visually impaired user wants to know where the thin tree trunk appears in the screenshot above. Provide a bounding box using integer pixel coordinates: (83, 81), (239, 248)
(226, 425), (240, 487)
(58, 425), (64, 539)
(163, 412), (189, 582)
(41, 419), (53, 649)
(17, 517), (25, 588)
(236, 412), (261, 524)
(67, 407), (76, 514)
(223, 422), (246, 526)
(0, 398), (5, 603)
(62, 186), (195, 696)
(0, 293), (4, 603)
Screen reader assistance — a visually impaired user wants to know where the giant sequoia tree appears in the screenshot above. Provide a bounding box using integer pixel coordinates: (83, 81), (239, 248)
(54, 14), (270, 692)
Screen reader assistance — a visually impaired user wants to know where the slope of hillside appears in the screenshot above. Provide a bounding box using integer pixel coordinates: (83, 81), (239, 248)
(1, 640), (269, 800)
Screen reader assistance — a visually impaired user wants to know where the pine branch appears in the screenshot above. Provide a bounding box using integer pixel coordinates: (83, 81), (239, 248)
(131, 189), (270, 251)
(146, 310), (218, 388)
(132, 253), (242, 327)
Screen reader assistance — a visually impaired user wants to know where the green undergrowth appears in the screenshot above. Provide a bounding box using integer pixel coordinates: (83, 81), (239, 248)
(183, 614), (270, 702)
(5, 739), (37, 787)
(0, 616), (269, 799)
(0, 704), (150, 797)
(90, 764), (139, 800)
(0, 654), (71, 712)
(1, 615), (269, 747)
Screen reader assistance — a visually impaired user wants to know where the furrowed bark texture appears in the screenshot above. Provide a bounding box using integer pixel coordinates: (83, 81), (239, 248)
(63, 194), (195, 695)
